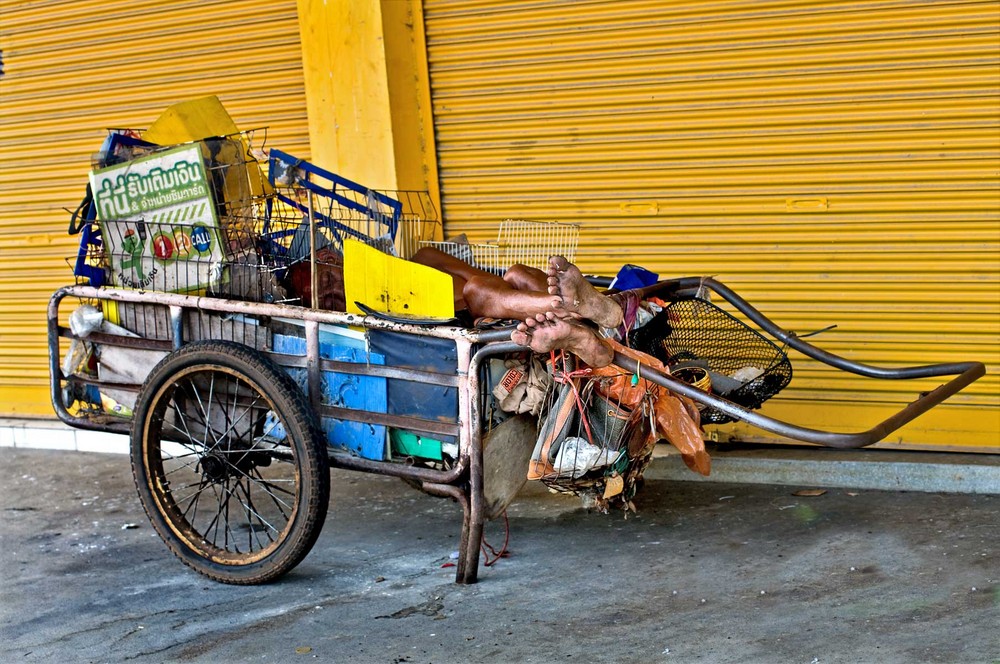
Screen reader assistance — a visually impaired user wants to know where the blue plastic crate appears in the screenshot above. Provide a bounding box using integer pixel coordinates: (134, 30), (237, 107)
(272, 331), (388, 460)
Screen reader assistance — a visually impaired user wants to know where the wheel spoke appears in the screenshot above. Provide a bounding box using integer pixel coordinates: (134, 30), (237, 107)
(180, 477), (210, 521)
(163, 456), (202, 478)
(161, 439), (213, 475)
(204, 480), (237, 551)
(237, 479), (278, 549)
(174, 381), (216, 451)
(205, 372), (217, 451)
(183, 377), (222, 451)
(167, 400), (205, 451)
(234, 477), (264, 551)
(252, 467), (294, 523)
(213, 394), (266, 455)
(230, 463), (295, 511)
(225, 406), (272, 469)
(172, 477), (216, 508)
(248, 466), (297, 500)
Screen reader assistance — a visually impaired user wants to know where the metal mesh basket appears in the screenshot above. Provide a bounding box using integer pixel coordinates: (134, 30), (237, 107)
(264, 148), (440, 262)
(497, 219), (579, 272)
(527, 368), (656, 513)
(630, 297), (793, 424)
(75, 133), (441, 307)
(420, 219), (579, 275)
(83, 132), (288, 300)
(417, 240), (503, 274)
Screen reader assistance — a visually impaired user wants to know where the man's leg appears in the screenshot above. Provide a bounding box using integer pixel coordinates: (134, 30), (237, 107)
(411, 247), (559, 319)
(463, 275), (562, 320)
(503, 264), (548, 292)
(410, 246), (478, 310)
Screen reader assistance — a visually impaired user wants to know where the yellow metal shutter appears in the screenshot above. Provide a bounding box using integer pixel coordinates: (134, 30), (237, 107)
(424, 0), (1000, 450)
(0, 0), (310, 416)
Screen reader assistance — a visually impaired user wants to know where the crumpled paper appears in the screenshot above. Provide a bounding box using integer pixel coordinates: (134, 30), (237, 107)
(551, 436), (621, 479)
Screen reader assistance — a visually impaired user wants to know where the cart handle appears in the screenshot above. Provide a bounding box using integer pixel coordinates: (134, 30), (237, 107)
(478, 276), (985, 447)
(617, 276), (987, 447)
(641, 277), (985, 381)
(613, 350), (983, 448)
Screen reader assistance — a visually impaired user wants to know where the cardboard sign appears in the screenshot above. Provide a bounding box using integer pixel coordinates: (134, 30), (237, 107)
(89, 144), (224, 293)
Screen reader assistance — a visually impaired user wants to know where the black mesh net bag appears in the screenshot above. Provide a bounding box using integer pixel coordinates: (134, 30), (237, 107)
(630, 297), (792, 424)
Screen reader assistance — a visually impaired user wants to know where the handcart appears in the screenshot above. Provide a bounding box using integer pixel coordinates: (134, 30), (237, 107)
(49, 131), (986, 585)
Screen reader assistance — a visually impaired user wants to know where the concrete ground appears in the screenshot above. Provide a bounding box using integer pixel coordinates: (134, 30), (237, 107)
(0, 447), (997, 664)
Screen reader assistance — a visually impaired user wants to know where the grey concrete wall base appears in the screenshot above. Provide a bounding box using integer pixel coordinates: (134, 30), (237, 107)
(648, 447), (1000, 494)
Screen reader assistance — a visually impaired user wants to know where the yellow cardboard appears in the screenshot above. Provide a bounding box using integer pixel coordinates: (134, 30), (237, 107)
(343, 240), (454, 318)
(603, 473), (624, 499)
(142, 96), (240, 145)
(142, 96), (271, 202)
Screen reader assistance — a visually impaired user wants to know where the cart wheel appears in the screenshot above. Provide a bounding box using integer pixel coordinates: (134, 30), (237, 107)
(130, 341), (329, 584)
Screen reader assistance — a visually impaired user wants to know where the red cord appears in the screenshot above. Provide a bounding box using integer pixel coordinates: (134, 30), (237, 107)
(481, 511), (510, 566)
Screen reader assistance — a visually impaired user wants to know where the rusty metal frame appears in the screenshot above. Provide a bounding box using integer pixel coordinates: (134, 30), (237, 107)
(47, 276), (986, 585)
(47, 285), (503, 584)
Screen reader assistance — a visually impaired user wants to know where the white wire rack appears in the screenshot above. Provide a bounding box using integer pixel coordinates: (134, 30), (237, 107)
(421, 219), (580, 275)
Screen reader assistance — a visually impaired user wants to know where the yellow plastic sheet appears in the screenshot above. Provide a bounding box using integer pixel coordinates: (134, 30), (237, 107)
(343, 240), (454, 319)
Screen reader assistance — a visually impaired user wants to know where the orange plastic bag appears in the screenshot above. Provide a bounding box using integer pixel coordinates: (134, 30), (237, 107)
(591, 338), (711, 476)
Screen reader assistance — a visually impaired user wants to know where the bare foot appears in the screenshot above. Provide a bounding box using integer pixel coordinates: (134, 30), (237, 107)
(511, 314), (613, 368)
(511, 312), (546, 346)
(547, 256), (623, 329)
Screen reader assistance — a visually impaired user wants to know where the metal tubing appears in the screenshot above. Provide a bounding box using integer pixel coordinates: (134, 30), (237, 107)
(421, 479), (474, 584)
(169, 305), (184, 350)
(453, 338), (475, 583)
(613, 361), (984, 449)
(48, 295), (129, 434)
(640, 277), (988, 381)
(266, 352), (461, 387)
(420, 482), (469, 507)
(317, 404), (459, 438)
(305, 320), (321, 414)
(57, 327), (174, 352)
(53, 285), (477, 341)
(459, 340), (525, 584)
(65, 376), (141, 393)
(329, 451), (467, 485)
(473, 327), (517, 344)
(308, 188), (318, 311)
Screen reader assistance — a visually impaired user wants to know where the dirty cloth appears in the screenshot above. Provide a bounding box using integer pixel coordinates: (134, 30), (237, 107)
(492, 355), (551, 416)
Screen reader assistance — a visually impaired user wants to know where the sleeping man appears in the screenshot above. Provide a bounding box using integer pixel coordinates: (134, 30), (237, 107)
(288, 246), (710, 476)
(409, 248), (709, 476)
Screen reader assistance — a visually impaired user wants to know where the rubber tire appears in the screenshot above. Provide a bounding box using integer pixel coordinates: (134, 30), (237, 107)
(130, 340), (329, 584)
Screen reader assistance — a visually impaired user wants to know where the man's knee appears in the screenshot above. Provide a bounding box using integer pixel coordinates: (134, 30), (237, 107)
(503, 264), (545, 292)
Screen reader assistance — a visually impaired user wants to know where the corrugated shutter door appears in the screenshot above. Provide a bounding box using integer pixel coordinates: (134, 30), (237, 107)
(424, 0), (1000, 450)
(0, 0), (310, 416)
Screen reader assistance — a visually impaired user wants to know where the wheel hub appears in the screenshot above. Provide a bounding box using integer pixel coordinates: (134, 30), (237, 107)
(200, 454), (228, 482)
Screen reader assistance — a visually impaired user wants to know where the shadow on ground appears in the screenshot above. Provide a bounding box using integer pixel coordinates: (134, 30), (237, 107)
(0, 448), (996, 663)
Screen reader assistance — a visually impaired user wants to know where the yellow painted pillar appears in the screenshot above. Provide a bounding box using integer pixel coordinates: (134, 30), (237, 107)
(296, 0), (440, 216)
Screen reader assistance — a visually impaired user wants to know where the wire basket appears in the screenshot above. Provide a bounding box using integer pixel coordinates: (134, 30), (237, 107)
(630, 297), (793, 424)
(417, 241), (503, 274)
(528, 368), (656, 513)
(420, 219), (579, 275)
(264, 148), (440, 263)
(497, 219), (580, 272)
(73, 133), (441, 308)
